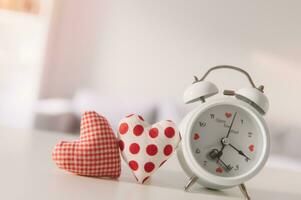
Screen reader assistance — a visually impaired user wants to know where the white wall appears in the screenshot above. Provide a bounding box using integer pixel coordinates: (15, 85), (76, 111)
(39, 0), (106, 99)
(86, 0), (301, 125)
(41, 0), (301, 126)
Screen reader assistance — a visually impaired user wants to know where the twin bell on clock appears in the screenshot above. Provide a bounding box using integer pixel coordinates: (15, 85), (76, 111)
(177, 65), (270, 200)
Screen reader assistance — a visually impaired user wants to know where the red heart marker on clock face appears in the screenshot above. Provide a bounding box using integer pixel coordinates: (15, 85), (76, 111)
(194, 133), (200, 140)
(225, 112), (232, 118)
(118, 114), (181, 183)
(249, 144), (255, 152)
(216, 167), (223, 173)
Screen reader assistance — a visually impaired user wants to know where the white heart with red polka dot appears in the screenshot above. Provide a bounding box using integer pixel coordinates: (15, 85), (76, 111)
(117, 114), (181, 183)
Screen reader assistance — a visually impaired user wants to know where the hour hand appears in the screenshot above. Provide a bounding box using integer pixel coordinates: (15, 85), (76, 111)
(229, 143), (251, 161)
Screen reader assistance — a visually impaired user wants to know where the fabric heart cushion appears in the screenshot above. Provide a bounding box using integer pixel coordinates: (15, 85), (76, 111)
(118, 114), (181, 183)
(52, 111), (121, 178)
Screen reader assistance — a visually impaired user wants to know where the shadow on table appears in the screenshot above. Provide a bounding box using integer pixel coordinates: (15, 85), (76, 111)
(119, 169), (241, 198)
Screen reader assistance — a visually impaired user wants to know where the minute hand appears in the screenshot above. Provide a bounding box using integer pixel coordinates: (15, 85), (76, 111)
(225, 112), (237, 138)
(229, 143), (251, 161)
(220, 112), (237, 152)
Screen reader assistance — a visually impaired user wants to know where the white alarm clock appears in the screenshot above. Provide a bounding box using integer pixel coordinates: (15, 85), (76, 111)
(177, 65), (270, 200)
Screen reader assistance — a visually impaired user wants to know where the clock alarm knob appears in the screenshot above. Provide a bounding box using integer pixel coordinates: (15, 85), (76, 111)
(224, 86), (269, 114)
(183, 81), (218, 104)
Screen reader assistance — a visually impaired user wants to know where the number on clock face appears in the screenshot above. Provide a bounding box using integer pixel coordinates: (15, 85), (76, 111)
(190, 104), (263, 177)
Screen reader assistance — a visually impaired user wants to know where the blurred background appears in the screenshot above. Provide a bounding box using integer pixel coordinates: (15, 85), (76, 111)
(1, 0), (301, 171)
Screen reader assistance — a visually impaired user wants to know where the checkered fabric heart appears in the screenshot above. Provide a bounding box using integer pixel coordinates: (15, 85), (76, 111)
(52, 111), (121, 178)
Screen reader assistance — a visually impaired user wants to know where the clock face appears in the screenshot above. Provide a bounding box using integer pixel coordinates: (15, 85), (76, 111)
(190, 104), (264, 177)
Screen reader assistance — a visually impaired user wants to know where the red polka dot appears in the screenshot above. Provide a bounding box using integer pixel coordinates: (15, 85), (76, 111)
(164, 145), (173, 156)
(149, 128), (159, 138)
(126, 114), (134, 118)
(142, 176), (150, 184)
(129, 160), (139, 171)
(118, 140), (124, 151)
(164, 127), (175, 138)
(133, 125), (144, 136)
(159, 160), (167, 167)
(119, 123), (128, 134)
(138, 115), (144, 121)
(146, 144), (158, 156)
(129, 143), (140, 154)
(144, 162), (155, 173)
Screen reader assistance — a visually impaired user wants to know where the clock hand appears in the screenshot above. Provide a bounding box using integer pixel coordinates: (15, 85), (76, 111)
(217, 157), (232, 171)
(229, 143), (251, 161)
(225, 112), (238, 138)
(220, 112), (238, 152)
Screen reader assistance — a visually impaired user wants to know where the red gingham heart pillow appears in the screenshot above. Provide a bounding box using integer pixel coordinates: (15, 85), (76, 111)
(52, 111), (121, 178)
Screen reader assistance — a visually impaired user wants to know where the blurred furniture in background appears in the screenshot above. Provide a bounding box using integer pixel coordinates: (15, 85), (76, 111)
(34, 89), (158, 133)
(34, 99), (79, 133)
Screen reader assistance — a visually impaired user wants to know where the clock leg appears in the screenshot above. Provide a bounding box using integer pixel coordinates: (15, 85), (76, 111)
(184, 175), (198, 192)
(239, 183), (251, 200)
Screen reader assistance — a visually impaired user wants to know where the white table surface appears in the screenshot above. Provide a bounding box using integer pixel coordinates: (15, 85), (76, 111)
(1, 126), (301, 200)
